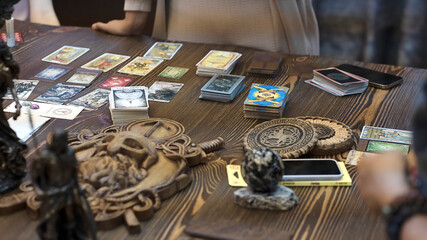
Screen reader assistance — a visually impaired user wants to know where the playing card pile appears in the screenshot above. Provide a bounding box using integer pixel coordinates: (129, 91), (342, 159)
(246, 51), (282, 75)
(306, 67), (368, 96)
(109, 86), (149, 125)
(196, 50), (242, 77)
(244, 83), (289, 119)
(199, 74), (245, 102)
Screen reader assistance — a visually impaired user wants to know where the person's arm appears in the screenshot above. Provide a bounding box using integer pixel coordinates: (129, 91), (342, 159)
(401, 215), (427, 240)
(91, 0), (152, 36)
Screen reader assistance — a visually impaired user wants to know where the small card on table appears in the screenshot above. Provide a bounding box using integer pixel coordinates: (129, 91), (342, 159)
(118, 57), (163, 76)
(99, 76), (134, 88)
(148, 81), (184, 102)
(69, 88), (110, 110)
(3, 80), (38, 100)
(366, 140), (410, 154)
(144, 42), (183, 60)
(158, 66), (189, 79)
(42, 45), (89, 65)
(35, 65), (72, 80)
(361, 126), (412, 144)
(81, 53), (130, 72)
(66, 68), (102, 85)
(34, 84), (85, 104)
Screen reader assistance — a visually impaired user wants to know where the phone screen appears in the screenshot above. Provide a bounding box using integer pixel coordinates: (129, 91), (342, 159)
(283, 160), (341, 175)
(336, 64), (403, 89)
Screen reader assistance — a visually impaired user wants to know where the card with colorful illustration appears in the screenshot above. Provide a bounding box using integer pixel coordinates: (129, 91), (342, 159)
(196, 50), (241, 70)
(158, 66), (189, 79)
(65, 68), (102, 85)
(34, 84), (85, 104)
(69, 88), (110, 110)
(345, 150), (377, 165)
(143, 42), (183, 60)
(118, 57), (163, 76)
(366, 141), (410, 154)
(244, 83), (289, 108)
(34, 65), (72, 80)
(110, 86), (149, 109)
(148, 81), (184, 102)
(81, 53), (130, 72)
(42, 46), (89, 65)
(361, 126), (412, 144)
(99, 76), (134, 88)
(3, 80), (39, 100)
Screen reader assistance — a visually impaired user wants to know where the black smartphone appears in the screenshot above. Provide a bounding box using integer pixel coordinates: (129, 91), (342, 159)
(336, 64), (403, 89)
(281, 159), (343, 181)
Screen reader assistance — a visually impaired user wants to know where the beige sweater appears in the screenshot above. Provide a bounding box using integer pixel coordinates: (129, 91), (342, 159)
(125, 0), (319, 55)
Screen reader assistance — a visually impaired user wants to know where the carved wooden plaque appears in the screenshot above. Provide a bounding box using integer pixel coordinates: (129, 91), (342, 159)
(243, 118), (318, 159)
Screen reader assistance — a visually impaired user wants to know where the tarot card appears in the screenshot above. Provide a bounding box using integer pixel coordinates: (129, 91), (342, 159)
(4, 101), (54, 116)
(99, 76), (134, 88)
(366, 141), (410, 154)
(81, 53), (130, 72)
(345, 150), (377, 165)
(148, 81), (184, 102)
(66, 68), (102, 85)
(360, 126), (412, 144)
(69, 88), (110, 110)
(3, 80), (38, 100)
(35, 65), (72, 80)
(196, 50), (241, 70)
(34, 84), (85, 104)
(143, 42), (183, 60)
(158, 66), (189, 79)
(118, 57), (163, 76)
(42, 104), (84, 120)
(110, 86), (148, 109)
(42, 45), (89, 65)
(8, 114), (50, 142)
(201, 74), (244, 95)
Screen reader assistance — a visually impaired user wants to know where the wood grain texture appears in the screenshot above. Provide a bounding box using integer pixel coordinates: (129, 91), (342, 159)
(0, 21), (426, 239)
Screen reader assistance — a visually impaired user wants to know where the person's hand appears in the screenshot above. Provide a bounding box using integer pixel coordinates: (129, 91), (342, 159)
(92, 11), (149, 36)
(358, 151), (411, 211)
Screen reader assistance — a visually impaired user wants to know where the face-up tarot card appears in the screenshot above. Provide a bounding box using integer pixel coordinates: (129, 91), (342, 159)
(8, 114), (50, 142)
(148, 81), (184, 102)
(360, 126), (412, 144)
(3, 80), (39, 100)
(35, 65), (72, 80)
(201, 74), (244, 94)
(42, 46), (89, 65)
(158, 66), (189, 79)
(4, 101), (55, 116)
(99, 76), (134, 88)
(34, 84), (85, 104)
(110, 86), (148, 109)
(81, 53), (130, 72)
(118, 57), (163, 76)
(366, 141), (410, 154)
(69, 88), (110, 110)
(143, 42), (183, 60)
(42, 104), (84, 120)
(344, 150), (377, 165)
(66, 68), (102, 85)
(196, 50), (241, 70)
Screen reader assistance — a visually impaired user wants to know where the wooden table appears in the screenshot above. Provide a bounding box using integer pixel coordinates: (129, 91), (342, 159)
(1, 21), (426, 240)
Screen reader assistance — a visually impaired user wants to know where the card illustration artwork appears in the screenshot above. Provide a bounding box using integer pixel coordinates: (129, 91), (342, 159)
(81, 53), (130, 72)
(118, 57), (163, 76)
(144, 42), (183, 60)
(244, 83), (289, 108)
(110, 86), (148, 109)
(34, 84), (85, 104)
(42, 45), (89, 65)
(35, 65), (72, 80)
(158, 66), (189, 79)
(366, 141), (410, 155)
(66, 68), (102, 85)
(99, 76), (134, 88)
(3, 80), (38, 100)
(201, 74), (244, 94)
(69, 88), (110, 110)
(360, 126), (412, 144)
(148, 81), (184, 102)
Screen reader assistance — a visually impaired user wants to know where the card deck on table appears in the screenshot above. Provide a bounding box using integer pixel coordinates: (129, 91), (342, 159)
(42, 45), (89, 65)
(69, 88), (110, 110)
(34, 84), (85, 104)
(143, 42), (183, 60)
(201, 74), (244, 95)
(148, 81), (184, 102)
(345, 150), (377, 165)
(3, 80), (38, 100)
(118, 57), (163, 76)
(110, 86), (149, 109)
(34, 65), (72, 80)
(366, 140), (410, 154)
(246, 51), (282, 75)
(66, 68), (102, 85)
(158, 66), (189, 79)
(244, 84), (289, 108)
(315, 68), (367, 85)
(0, 32), (23, 43)
(360, 126), (412, 144)
(81, 53), (130, 72)
(196, 50), (241, 70)
(99, 76), (134, 88)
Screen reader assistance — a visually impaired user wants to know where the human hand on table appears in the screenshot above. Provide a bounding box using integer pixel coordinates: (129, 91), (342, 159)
(92, 11), (149, 36)
(357, 151), (411, 211)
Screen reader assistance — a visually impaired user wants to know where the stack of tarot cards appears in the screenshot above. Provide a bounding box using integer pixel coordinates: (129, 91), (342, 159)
(109, 86), (149, 125)
(244, 83), (289, 119)
(196, 50), (242, 77)
(306, 67), (369, 96)
(199, 74), (245, 102)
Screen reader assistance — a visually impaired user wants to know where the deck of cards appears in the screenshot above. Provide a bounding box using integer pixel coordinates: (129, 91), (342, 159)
(199, 74), (245, 102)
(109, 86), (149, 125)
(196, 50), (242, 77)
(306, 67), (369, 96)
(244, 84), (289, 119)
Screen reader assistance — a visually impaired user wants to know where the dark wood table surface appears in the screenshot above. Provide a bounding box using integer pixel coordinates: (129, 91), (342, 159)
(1, 21), (426, 240)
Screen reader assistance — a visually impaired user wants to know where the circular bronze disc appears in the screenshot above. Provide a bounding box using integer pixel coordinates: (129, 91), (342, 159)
(297, 116), (354, 156)
(312, 123), (335, 140)
(243, 118), (318, 159)
(124, 118), (185, 143)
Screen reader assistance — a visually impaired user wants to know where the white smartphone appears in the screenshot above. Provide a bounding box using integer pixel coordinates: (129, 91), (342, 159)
(282, 159), (343, 181)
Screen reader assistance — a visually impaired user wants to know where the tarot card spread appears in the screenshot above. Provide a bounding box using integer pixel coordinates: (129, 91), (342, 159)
(42, 46), (89, 65)
(99, 76), (134, 88)
(66, 69), (102, 85)
(69, 88), (110, 110)
(34, 84), (85, 104)
(148, 81), (184, 102)
(158, 66), (189, 79)
(118, 57), (163, 76)
(81, 53), (130, 72)
(144, 42), (183, 60)
(3, 80), (38, 100)
(35, 65), (72, 80)
(360, 126), (412, 144)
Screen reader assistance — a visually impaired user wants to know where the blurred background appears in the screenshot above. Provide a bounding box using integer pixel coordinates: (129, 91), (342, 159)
(12, 0), (427, 69)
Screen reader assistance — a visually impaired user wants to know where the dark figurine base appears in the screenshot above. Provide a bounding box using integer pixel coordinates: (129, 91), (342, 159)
(0, 171), (24, 194)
